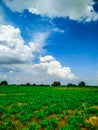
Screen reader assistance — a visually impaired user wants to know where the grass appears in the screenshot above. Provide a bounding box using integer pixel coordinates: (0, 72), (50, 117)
(0, 86), (98, 130)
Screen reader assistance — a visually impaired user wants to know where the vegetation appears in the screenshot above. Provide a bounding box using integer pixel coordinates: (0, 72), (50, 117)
(0, 85), (98, 130)
(78, 81), (86, 87)
(0, 80), (8, 86)
(67, 83), (76, 87)
(52, 81), (61, 86)
(0, 80), (92, 87)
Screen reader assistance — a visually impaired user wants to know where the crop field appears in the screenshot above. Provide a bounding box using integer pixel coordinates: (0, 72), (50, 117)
(0, 86), (98, 130)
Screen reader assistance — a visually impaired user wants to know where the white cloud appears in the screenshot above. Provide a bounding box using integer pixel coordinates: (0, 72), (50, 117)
(52, 28), (64, 33)
(40, 55), (55, 63)
(29, 32), (48, 53)
(33, 55), (76, 80)
(0, 25), (33, 64)
(3, 0), (98, 21)
(86, 10), (98, 22)
(0, 56), (76, 84)
(0, 24), (76, 84)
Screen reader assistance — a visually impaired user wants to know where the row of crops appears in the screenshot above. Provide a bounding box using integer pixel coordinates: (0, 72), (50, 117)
(0, 86), (98, 130)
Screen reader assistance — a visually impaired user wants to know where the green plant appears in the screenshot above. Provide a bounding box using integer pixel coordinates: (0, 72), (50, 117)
(50, 117), (58, 128)
(36, 111), (44, 120)
(2, 119), (15, 130)
(0, 86), (98, 130)
(41, 119), (49, 128)
(28, 122), (39, 130)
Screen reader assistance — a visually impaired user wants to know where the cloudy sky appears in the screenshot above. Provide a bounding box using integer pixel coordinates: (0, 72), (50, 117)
(0, 0), (98, 85)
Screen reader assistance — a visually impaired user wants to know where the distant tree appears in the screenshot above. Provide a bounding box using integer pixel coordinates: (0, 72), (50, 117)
(67, 83), (76, 87)
(0, 80), (8, 86)
(39, 84), (45, 86)
(20, 84), (26, 86)
(78, 81), (86, 87)
(33, 83), (36, 86)
(52, 81), (61, 86)
(26, 83), (30, 86)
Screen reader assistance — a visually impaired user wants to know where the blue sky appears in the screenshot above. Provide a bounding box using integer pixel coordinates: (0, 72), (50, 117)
(0, 0), (98, 85)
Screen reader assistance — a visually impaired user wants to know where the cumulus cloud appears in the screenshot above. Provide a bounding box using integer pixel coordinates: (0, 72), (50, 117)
(40, 55), (55, 63)
(0, 57), (76, 84)
(3, 0), (98, 21)
(2, 57), (76, 84)
(33, 55), (76, 80)
(0, 25), (33, 64)
(0, 55), (76, 84)
(0, 24), (76, 84)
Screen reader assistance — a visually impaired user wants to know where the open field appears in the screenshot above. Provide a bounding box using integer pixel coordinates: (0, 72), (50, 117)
(0, 86), (98, 130)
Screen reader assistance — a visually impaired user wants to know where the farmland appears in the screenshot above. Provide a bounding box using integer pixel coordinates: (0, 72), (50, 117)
(0, 86), (98, 130)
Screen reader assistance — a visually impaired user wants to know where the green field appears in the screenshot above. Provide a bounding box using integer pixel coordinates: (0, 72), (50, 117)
(0, 86), (98, 130)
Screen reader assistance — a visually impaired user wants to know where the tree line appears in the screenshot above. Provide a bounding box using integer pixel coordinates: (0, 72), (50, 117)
(51, 81), (86, 87)
(0, 80), (87, 87)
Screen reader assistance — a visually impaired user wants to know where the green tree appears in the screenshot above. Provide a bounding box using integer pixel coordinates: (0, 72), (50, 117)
(26, 83), (30, 86)
(0, 80), (8, 86)
(52, 81), (61, 86)
(78, 81), (86, 87)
